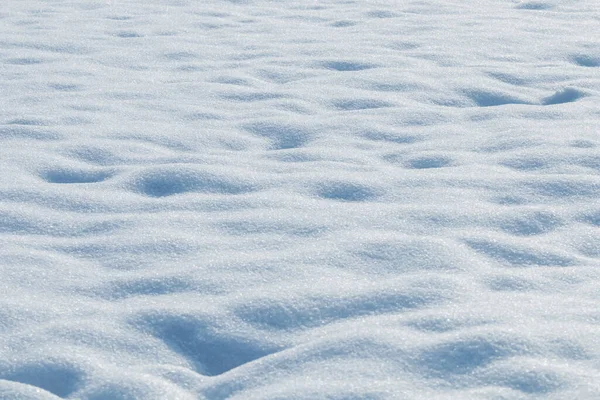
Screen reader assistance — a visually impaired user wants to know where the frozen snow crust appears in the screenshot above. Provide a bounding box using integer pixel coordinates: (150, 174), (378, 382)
(1, 0), (600, 398)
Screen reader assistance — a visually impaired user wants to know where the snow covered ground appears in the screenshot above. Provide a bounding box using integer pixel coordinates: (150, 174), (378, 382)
(1, 0), (600, 398)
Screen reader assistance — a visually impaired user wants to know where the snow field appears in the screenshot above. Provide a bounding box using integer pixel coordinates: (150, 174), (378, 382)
(1, 0), (600, 398)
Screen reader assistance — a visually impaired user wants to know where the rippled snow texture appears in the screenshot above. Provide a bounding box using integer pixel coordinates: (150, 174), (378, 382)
(1, 0), (600, 398)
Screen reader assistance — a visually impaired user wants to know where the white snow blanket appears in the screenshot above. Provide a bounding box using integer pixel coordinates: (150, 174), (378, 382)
(1, 0), (600, 398)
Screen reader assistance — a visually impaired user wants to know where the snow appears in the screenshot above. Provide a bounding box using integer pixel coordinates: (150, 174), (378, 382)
(1, 0), (600, 398)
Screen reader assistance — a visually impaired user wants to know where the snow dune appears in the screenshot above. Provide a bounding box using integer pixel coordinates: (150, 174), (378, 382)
(1, 0), (600, 398)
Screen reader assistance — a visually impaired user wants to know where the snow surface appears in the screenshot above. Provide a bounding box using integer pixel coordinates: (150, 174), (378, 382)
(1, 0), (600, 398)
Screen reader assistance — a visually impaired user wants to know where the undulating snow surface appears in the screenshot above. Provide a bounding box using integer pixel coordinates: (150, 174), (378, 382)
(1, 0), (600, 398)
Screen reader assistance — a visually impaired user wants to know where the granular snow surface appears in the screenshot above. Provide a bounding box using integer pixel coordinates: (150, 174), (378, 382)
(1, 0), (600, 398)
